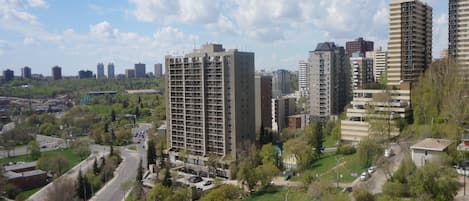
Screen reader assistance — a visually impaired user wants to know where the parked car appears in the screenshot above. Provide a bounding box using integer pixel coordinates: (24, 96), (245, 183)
(342, 187), (353, 193)
(189, 176), (203, 183)
(203, 180), (212, 186)
(384, 148), (394, 158)
(368, 166), (376, 174)
(360, 172), (370, 181)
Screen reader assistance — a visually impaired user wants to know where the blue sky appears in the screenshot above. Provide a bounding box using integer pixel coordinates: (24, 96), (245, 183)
(0, 0), (448, 76)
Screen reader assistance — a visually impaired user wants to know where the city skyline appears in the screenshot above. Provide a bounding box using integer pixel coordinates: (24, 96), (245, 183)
(0, 0), (448, 75)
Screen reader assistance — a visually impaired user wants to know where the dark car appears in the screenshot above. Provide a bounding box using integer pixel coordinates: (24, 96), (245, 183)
(189, 176), (203, 183)
(342, 187), (353, 193)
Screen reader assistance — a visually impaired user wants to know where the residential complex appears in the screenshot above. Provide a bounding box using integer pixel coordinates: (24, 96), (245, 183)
(108, 63), (115, 79)
(165, 44), (255, 178)
(308, 42), (350, 121)
(51, 66), (62, 80)
(125, 69), (136, 78)
(255, 74), (273, 137)
(272, 96), (297, 137)
(135, 63), (146, 78)
(79, 70), (94, 79)
(388, 0), (432, 87)
(345, 37), (374, 57)
(154, 63), (163, 78)
(298, 61), (310, 97)
(3, 69), (14, 82)
(449, 0), (469, 74)
(97, 63), (105, 79)
(21, 66), (32, 79)
(272, 69), (292, 98)
(366, 47), (388, 82)
(350, 52), (374, 90)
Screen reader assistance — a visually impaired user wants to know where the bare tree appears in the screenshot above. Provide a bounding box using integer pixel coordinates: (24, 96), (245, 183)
(46, 178), (76, 201)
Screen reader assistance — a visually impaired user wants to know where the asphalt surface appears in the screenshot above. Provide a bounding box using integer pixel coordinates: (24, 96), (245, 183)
(90, 147), (139, 201)
(0, 135), (67, 159)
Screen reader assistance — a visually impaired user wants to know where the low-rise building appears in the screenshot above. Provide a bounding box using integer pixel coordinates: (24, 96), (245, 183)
(288, 114), (307, 129)
(3, 162), (48, 190)
(457, 129), (469, 151)
(272, 96), (297, 139)
(411, 138), (451, 167)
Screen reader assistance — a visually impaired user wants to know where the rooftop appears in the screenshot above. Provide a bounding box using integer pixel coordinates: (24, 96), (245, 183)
(410, 138), (452, 151)
(4, 161), (37, 172)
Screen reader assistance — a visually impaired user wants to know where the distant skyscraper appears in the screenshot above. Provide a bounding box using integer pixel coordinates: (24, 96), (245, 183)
(97, 63), (105, 79)
(125, 69), (136, 78)
(78, 70), (94, 79)
(272, 69), (291, 98)
(107, 63), (115, 79)
(52, 66), (62, 80)
(134, 63), (146, 78)
(3, 69), (14, 82)
(350, 52), (374, 90)
(255, 74), (272, 138)
(345, 37), (374, 57)
(166, 44), (255, 178)
(388, 0), (432, 86)
(309, 42), (350, 121)
(366, 47), (388, 82)
(449, 0), (469, 74)
(298, 61), (310, 97)
(21, 66), (32, 79)
(154, 63), (163, 78)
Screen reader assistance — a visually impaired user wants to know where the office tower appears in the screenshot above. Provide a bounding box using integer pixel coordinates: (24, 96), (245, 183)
(154, 63), (163, 78)
(449, 0), (469, 74)
(166, 44), (255, 178)
(3, 69), (14, 82)
(350, 52), (374, 90)
(298, 61), (310, 97)
(272, 69), (291, 98)
(97, 63), (105, 79)
(366, 47), (388, 82)
(309, 42), (350, 121)
(52, 66), (62, 80)
(345, 37), (374, 57)
(255, 74), (273, 138)
(134, 63), (146, 78)
(21, 66), (32, 79)
(78, 70), (94, 79)
(107, 63), (115, 79)
(272, 96), (297, 137)
(125, 69), (136, 78)
(388, 0), (432, 86)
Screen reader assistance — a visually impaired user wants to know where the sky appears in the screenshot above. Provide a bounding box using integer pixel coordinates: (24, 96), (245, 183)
(0, 0), (449, 76)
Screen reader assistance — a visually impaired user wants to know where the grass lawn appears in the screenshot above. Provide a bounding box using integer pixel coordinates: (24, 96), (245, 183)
(0, 148), (86, 168)
(87, 104), (115, 115)
(14, 187), (42, 201)
(310, 152), (365, 183)
(323, 135), (338, 148)
(244, 186), (309, 201)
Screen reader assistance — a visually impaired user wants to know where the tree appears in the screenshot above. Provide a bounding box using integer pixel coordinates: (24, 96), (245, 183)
(77, 170), (92, 200)
(71, 139), (90, 159)
(93, 158), (100, 175)
(255, 162), (280, 188)
(357, 138), (383, 168)
(206, 153), (219, 178)
(162, 165), (172, 187)
(307, 180), (332, 201)
(47, 178), (76, 201)
(352, 188), (375, 201)
(27, 140), (41, 160)
(136, 159), (143, 183)
(259, 143), (277, 166)
(147, 139), (156, 168)
(200, 185), (242, 201)
(283, 137), (313, 171)
(305, 123), (323, 158)
(111, 109), (116, 122)
(37, 153), (70, 176)
(236, 146), (260, 191)
(409, 162), (459, 201)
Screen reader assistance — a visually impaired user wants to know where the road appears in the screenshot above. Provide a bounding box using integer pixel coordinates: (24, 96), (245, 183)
(131, 123), (152, 171)
(0, 135), (67, 159)
(28, 144), (109, 201)
(90, 147), (139, 201)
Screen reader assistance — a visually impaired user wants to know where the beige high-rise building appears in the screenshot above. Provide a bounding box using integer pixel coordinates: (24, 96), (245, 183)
(388, 0), (432, 87)
(166, 44), (255, 178)
(366, 47), (388, 82)
(449, 0), (469, 74)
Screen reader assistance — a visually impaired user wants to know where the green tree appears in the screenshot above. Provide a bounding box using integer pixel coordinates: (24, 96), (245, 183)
(27, 140), (41, 160)
(37, 153), (70, 176)
(93, 158), (100, 175)
(111, 109), (116, 122)
(136, 159), (143, 183)
(77, 170), (92, 200)
(357, 138), (383, 168)
(200, 185), (242, 201)
(352, 188), (375, 201)
(255, 162), (280, 188)
(409, 162), (459, 201)
(305, 123), (323, 158)
(71, 139), (90, 159)
(162, 165), (172, 187)
(259, 143), (277, 165)
(147, 139), (156, 168)
(283, 137), (313, 171)
(236, 146), (260, 191)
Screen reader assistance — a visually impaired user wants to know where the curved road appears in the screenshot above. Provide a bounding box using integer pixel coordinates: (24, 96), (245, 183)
(90, 147), (139, 201)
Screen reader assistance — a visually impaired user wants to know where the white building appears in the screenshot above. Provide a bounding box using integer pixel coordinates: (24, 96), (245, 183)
(411, 138), (451, 167)
(366, 47), (388, 82)
(298, 61), (310, 97)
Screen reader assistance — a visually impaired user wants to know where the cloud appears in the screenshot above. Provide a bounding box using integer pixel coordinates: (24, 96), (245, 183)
(0, 0), (38, 24)
(27, 0), (47, 8)
(23, 37), (35, 45)
(0, 40), (10, 56)
(90, 21), (118, 39)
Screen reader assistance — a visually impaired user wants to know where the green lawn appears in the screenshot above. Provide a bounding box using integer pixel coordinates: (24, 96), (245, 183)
(323, 134), (338, 148)
(244, 186), (309, 201)
(0, 148), (85, 168)
(15, 187), (42, 201)
(88, 105), (114, 115)
(310, 152), (364, 183)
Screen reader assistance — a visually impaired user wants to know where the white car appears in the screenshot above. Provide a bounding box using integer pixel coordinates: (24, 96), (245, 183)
(384, 148), (394, 158)
(368, 166), (376, 174)
(360, 172), (370, 181)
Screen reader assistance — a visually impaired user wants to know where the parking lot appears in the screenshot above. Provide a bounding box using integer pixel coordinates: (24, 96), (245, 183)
(175, 171), (220, 191)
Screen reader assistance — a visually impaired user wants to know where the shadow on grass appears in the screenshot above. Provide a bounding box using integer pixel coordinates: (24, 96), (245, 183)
(249, 186), (282, 198)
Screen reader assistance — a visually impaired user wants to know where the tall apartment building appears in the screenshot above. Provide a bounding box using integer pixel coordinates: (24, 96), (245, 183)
(154, 63), (163, 78)
(166, 44), (255, 178)
(345, 37), (374, 57)
(134, 63), (146, 78)
(272, 69), (291, 98)
(107, 63), (115, 79)
(78, 70), (94, 79)
(298, 61), (310, 97)
(255, 74), (273, 138)
(272, 96), (297, 137)
(449, 0), (469, 74)
(366, 47), (388, 82)
(51, 66), (62, 80)
(309, 42), (350, 121)
(97, 63), (105, 79)
(3, 69), (14, 82)
(388, 0), (432, 87)
(125, 69), (135, 78)
(21, 66), (32, 79)
(350, 52), (374, 90)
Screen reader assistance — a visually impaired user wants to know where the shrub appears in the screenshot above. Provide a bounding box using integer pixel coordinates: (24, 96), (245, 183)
(337, 144), (356, 155)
